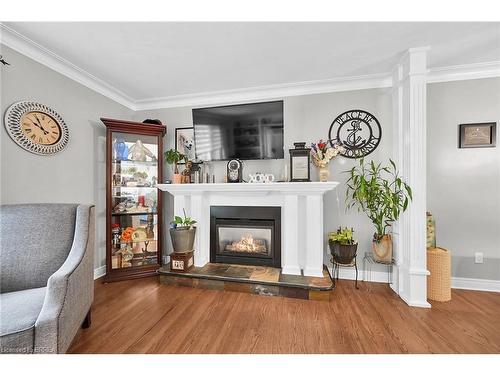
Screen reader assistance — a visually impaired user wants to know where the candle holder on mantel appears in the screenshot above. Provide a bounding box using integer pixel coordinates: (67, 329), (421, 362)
(289, 142), (311, 182)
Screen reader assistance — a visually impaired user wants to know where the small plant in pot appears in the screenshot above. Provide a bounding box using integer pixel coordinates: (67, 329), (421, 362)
(164, 149), (187, 184)
(169, 209), (197, 253)
(328, 227), (357, 265)
(345, 158), (412, 263)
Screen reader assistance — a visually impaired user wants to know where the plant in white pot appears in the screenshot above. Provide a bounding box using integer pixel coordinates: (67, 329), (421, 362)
(345, 158), (412, 262)
(169, 209), (197, 253)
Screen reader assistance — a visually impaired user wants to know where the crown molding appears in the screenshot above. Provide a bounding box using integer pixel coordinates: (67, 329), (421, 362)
(428, 61), (500, 83)
(1, 23), (499, 111)
(0, 23), (136, 110)
(133, 73), (393, 110)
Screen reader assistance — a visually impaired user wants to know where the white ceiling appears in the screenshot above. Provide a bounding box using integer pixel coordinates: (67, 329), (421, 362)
(3, 22), (500, 106)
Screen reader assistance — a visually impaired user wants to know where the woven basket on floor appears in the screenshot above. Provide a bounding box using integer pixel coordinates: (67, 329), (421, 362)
(427, 247), (451, 302)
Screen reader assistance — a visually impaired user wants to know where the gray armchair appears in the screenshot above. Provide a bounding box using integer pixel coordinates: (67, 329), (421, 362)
(0, 204), (94, 353)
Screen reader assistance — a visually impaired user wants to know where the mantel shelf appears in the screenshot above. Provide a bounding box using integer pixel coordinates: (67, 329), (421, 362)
(156, 181), (339, 195)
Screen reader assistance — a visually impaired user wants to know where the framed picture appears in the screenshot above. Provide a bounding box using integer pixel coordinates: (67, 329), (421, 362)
(175, 127), (196, 163)
(459, 122), (496, 148)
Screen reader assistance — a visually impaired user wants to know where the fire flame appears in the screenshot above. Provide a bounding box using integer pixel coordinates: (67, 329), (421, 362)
(226, 234), (267, 253)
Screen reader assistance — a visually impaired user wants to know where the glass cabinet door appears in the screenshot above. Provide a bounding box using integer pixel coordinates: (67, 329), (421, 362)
(109, 132), (160, 270)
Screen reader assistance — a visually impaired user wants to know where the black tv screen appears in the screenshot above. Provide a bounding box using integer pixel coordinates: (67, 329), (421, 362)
(193, 101), (284, 161)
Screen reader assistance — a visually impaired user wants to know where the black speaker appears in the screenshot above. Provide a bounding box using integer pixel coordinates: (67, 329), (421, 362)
(226, 159), (243, 183)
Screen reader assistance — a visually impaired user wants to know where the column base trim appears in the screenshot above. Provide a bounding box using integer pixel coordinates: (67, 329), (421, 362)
(282, 266), (301, 276)
(303, 268), (324, 277)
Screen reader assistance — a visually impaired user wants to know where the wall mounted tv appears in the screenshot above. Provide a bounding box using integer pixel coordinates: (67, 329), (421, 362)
(193, 100), (284, 161)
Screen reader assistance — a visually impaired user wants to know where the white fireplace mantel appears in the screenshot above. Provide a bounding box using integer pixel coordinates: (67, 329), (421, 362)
(157, 182), (339, 277)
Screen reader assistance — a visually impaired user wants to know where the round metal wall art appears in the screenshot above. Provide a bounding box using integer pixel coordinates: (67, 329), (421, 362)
(328, 109), (381, 158)
(4, 101), (69, 155)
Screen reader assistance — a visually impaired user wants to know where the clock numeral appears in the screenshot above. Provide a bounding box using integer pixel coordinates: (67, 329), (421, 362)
(39, 137), (43, 143)
(51, 125), (56, 129)
(50, 135), (56, 140)
(25, 128), (32, 133)
(30, 134), (36, 140)
(41, 115), (45, 120)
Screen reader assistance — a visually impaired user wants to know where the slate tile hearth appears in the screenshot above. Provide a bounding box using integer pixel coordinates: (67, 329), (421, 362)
(158, 263), (333, 301)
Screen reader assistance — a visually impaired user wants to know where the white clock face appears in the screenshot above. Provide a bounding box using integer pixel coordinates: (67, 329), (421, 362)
(4, 101), (69, 155)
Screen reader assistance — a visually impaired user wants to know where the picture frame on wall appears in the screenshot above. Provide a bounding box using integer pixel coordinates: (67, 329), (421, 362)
(175, 127), (196, 163)
(458, 122), (496, 148)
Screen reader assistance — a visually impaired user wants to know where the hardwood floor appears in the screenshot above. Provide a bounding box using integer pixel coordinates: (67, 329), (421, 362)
(68, 276), (500, 354)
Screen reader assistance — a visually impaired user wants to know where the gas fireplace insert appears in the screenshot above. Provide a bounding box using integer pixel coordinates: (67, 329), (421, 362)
(210, 206), (281, 267)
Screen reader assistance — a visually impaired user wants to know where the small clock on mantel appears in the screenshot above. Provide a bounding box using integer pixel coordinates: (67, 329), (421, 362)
(4, 101), (69, 155)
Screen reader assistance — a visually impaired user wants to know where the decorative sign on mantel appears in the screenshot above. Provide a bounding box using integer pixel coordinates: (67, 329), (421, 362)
(328, 109), (382, 158)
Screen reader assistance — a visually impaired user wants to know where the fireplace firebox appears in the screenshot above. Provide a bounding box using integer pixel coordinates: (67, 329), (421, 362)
(210, 206), (281, 267)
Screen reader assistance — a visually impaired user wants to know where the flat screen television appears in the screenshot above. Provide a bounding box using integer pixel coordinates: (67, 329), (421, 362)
(193, 100), (284, 161)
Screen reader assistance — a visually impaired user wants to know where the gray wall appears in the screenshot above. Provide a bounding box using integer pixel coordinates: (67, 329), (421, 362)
(427, 78), (500, 280)
(133, 89), (393, 266)
(3, 43), (498, 281)
(0, 46), (133, 270)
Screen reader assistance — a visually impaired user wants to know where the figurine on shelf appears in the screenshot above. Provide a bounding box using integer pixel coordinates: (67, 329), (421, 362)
(146, 213), (155, 238)
(181, 160), (193, 183)
(112, 224), (121, 247)
(133, 171), (149, 186)
(112, 174), (122, 187)
(114, 139), (129, 161)
(129, 140), (157, 162)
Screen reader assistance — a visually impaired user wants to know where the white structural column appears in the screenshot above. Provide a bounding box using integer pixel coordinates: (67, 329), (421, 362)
(189, 193), (210, 266)
(304, 194), (324, 277)
(392, 47), (431, 308)
(282, 194), (301, 275)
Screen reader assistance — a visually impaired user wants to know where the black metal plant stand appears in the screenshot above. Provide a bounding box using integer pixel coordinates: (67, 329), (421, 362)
(330, 256), (359, 289)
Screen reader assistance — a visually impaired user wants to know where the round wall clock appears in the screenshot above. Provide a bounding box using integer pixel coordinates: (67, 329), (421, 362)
(4, 101), (69, 155)
(328, 109), (382, 158)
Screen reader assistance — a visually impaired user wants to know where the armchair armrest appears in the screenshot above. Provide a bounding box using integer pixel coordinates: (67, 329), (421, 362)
(34, 205), (95, 353)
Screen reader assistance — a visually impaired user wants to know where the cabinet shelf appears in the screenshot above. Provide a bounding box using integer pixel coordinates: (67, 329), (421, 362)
(112, 211), (157, 216)
(112, 186), (157, 190)
(112, 159), (158, 166)
(112, 237), (157, 250)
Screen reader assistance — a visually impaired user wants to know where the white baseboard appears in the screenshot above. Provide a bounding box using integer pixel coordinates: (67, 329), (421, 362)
(329, 267), (500, 293)
(94, 266), (106, 280)
(451, 277), (500, 292)
(327, 266), (392, 284)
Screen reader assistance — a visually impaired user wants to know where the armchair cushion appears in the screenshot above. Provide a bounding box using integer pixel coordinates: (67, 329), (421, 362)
(0, 204), (79, 293)
(0, 287), (47, 353)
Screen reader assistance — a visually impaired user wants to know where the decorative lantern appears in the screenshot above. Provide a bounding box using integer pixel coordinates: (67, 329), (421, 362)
(289, 142), (311, 182)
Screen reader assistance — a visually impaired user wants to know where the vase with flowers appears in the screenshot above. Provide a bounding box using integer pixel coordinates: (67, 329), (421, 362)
(120, 226), (135, 263)
(310, 140), (344, 182)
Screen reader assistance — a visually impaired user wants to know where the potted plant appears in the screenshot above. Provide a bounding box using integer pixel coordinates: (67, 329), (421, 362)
(164, 149), (187, 184)
(345, 158), (412, 262)
(169, 209), (197, 253)
(328, 227), (358, 264)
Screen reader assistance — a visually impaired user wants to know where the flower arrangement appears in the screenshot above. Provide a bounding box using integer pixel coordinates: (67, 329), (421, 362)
(310, 140), (344, 168)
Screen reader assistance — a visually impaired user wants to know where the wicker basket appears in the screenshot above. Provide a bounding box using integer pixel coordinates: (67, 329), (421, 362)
(427, 247), (451, 302)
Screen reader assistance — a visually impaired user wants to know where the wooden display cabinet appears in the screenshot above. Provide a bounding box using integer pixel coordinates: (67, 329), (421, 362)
(101, 118), (166, 282)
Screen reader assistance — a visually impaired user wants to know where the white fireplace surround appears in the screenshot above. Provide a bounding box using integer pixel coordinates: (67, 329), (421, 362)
(157, 182), (339, 277)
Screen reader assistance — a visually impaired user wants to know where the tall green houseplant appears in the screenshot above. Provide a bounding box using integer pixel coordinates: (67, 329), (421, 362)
(345, 158), (412, 262)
